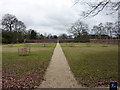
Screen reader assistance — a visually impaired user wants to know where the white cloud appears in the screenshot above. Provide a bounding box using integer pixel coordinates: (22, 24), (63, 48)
(0, 0), (118, 35)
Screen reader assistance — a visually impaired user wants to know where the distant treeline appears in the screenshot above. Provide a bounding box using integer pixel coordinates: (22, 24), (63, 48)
(0, 14), (59, 44)
(1, 14), (119, 44)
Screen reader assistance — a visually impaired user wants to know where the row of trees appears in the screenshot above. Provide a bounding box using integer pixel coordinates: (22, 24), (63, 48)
(67, 20), (119, 42)
(91, 21), (120, 39)
(1, 14), (69, 43)
(1, 14), (119, 44)
(70, 0), (119, 42)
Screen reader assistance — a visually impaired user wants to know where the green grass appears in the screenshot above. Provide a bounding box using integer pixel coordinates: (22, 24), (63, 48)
(3, 43), (54, 48)
(61, 43), (118, 87)
(2, 43), (56, 86)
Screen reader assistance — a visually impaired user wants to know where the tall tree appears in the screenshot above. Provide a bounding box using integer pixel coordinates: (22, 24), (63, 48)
(14, 21), (26, 42)
(105, 22), (114, 39)
(1, 14), (18, 32)
(1, 14), (26, 43)
(91, 25), (99, 39)
(68, 20), (89, 41)
(28, 29), (37, 40)
(112, 21), (120, 39)
(97, 23), (106, 39)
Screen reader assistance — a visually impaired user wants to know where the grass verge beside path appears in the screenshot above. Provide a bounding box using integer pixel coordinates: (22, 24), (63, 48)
(2, 43), (56, 89)
(61, 43), (118, 87)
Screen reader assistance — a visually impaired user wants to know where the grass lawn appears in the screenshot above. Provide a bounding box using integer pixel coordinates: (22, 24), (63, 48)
(61, 43), (118, 87)
(2, 43), (56, 88)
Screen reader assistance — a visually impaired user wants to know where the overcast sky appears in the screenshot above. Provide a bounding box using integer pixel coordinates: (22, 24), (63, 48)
(0, 0), (118, 35)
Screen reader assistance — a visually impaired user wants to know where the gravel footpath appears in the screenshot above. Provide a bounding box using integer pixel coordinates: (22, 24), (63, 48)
(39, 43), (81, 88)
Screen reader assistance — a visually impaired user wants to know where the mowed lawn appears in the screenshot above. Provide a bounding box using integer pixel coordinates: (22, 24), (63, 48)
(61, 43), (118, 87)
(2, 43), (56, 88)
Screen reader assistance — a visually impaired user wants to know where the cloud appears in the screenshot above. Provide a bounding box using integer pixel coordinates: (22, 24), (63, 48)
(0, 0), (118, 35)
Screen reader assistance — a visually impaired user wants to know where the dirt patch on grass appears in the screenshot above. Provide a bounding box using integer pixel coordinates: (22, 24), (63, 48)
(2, 44), (55, 89)
(2, 67), (46, 89)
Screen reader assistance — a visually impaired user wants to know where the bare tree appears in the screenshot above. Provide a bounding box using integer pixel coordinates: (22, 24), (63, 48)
(68, 20), (89, 41)
(91, 25), (99, 39)
(14, 21), (26, 42)
(1, 14), (18, 32)
(74, 0), (119, 17)
(1, 14), (26, 32)
(1, 14), (26, 43)
(105, 22), (114, 39)
(112, 21), (120, 39)
(98, 23), (106, 39)
(91, 23), (109, 46)
(14, 21), (26, 32)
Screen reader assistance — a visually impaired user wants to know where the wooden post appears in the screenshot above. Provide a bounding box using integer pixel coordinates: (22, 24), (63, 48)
(18, 48), (19, 55)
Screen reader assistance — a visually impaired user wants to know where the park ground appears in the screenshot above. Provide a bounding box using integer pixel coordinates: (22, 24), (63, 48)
(2, 43), (56, 88)
(61, 43), (118, 87)
(2, 42), (118, 88)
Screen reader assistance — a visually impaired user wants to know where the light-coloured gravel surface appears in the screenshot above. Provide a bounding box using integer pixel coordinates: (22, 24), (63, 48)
(0, 45), (2, 89)
(39, 43), (81, 88)
(0, 66), (2, 89)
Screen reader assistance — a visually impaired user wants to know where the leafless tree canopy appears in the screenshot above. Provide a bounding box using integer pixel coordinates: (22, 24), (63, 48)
(112, 21), (120, 37)
(1, 14), (26, 32)
(68, 20), (89, 37)
(1, 14), (27, 43)
(1, 14), (17, 32)
(91, 21), (120, 39)
(74, 0), (120, 17)
(68, 20), (90, 42)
